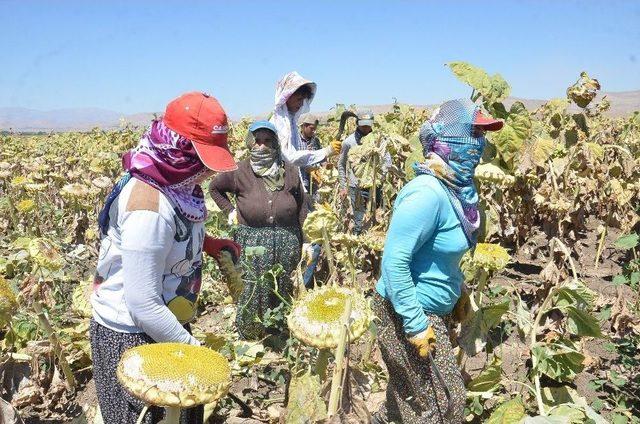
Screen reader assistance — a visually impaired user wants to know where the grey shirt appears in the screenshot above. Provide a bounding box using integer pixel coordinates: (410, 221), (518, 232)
(338, 131), (392, 189)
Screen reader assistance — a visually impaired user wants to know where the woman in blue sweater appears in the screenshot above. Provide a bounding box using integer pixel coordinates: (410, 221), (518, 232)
(372, 99), (503, 423)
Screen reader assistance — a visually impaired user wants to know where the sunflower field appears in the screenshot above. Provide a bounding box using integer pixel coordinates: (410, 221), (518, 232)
(0, 63), (639, 423)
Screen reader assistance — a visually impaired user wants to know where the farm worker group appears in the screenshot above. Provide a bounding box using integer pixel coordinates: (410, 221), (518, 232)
(89, 70), (504, 423)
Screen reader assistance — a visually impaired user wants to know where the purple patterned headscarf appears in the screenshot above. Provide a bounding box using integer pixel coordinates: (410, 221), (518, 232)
(122, 120), (212, 222)
(413, 99), (486, 245)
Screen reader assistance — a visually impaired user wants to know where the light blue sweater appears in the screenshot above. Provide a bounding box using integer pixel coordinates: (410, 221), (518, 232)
(375, 174), (470, 336)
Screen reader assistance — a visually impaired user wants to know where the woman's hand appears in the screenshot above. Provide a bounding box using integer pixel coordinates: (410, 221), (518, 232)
(203, 235), (241, 263)
(408, 326), (436, 358)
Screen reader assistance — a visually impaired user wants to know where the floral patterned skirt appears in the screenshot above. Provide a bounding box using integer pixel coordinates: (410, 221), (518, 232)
(372, 294), (466, 423)
(234, 225), (301, 340)
(90, 320), (202, 424)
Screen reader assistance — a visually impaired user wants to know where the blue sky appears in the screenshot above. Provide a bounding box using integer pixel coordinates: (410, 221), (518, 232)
(1, 0), (639, 117)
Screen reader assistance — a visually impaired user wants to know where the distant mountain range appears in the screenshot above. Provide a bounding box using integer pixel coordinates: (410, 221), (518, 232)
(2, 91), (639, 133)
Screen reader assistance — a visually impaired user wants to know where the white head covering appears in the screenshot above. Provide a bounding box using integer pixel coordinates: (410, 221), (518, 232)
(270, 71), (317, 151)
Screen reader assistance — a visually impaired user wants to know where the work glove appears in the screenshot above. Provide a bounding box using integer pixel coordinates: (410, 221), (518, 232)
(309, 168), (323, 185)
(328, 139), (342, 157)
(203, 235), (241, 264)
(408, 326), (436, 358)
(452, 288), (471, 323)
(227, 209), (238, 226)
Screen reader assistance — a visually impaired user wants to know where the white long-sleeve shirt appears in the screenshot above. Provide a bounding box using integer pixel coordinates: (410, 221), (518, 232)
(91, 178), (203, 345)
(271, 113), (332, 168)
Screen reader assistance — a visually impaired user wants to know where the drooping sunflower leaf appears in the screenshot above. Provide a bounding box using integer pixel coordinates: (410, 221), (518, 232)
(489, 102), (532, 171)
(547, 404), (587, 424)
(532, 339), (584, 382)
(467, 355), (502, 395)
(565, 305), (602, 337)
(286, 371), (327, 423)
(566, 71), (601, 108)
(459, 301), (509, 355)
(447, 62), (511, 104)
(614, 233), (639, 250)
(486, 397), (526, 424)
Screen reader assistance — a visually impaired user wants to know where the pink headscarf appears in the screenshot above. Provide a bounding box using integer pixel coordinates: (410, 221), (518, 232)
(123, 120), (212, 222)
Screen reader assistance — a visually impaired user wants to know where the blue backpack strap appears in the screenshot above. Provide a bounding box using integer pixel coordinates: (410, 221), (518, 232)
(98, 173), (132, 236)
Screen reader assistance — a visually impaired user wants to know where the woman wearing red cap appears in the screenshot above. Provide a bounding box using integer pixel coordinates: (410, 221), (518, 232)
(210, 120), (306, 341)
(90, 92), (239, 423)
(372, 99), (503, 424)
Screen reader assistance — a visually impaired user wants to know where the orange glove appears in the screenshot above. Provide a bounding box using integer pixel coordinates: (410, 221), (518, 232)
(408, 326), (436, 358)
(329, 139), (342, 156)
(203, 235), (241, 263)
(309, 168), (323, 184)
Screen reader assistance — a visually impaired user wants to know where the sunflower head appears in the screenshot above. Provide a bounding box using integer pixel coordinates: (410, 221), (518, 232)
(288, 285), (372, 349)
(470, 243), (511, 272)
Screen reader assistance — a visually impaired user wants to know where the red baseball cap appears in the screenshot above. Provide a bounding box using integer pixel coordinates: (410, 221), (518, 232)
(474, 110), (504, 131)
(163, 92), (237, 172)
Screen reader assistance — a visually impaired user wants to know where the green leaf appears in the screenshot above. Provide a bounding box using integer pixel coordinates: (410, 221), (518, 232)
(548, 404), (586, 423)
(514, 296), (532, 338)
(459, 301), (509, 355)
(522, 416), (570, 424)
(611, 413), (628, 424)
(446, 62), (511, 104)
(585, 142), (604, 160)
(613, 275), (629, 286)
(286, 371), (327, 423)
(532, 339), (584, 383)
(554, 281), (596, 311)
(609, 370), (627, 387)
(565, 305), (602, 337)
(448, 62), (491, 94)
(572, 113), (589, 135)
(489, 102), (532, 171)
(484, 301), (510, 328)
(467, 356), (502, 394)
(614, 233), (639, 250)
(486, 397), (526, 424)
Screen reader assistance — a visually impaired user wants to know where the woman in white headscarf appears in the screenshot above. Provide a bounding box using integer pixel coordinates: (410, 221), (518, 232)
(269, 71), (341, 169)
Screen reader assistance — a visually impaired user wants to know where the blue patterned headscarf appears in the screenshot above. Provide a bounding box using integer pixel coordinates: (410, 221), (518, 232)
(413, 99), (486, 245)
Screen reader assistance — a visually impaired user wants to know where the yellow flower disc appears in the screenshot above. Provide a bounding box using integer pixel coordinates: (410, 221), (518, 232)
(61, 183), (90, 199)
(288, 285), (372, 349)
(16, 199), (36, 213)
(117, 343), (231, 408)
(471, 243), (511, 272)
(0, 277), (18, 328)
(28, 238), (63, 271)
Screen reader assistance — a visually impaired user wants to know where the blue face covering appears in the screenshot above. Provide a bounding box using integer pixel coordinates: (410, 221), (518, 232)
(413, 99), (486, 245)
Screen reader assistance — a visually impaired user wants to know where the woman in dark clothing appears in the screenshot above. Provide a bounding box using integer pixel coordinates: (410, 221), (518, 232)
(210, 120), (305, 340)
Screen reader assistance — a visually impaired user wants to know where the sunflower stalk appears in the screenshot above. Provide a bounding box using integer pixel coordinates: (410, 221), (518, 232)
(161, 406), (181, 424)
(346, 245), (357, 286)
(315, 348), (330, 381)
(32, 300), (76, 389)
(327, 297), (352, 418)
(530, 238), (577, 416)
(321, 226), (337, 283)
(473, 268), (490, 306)
(594, 209), (611, 269)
